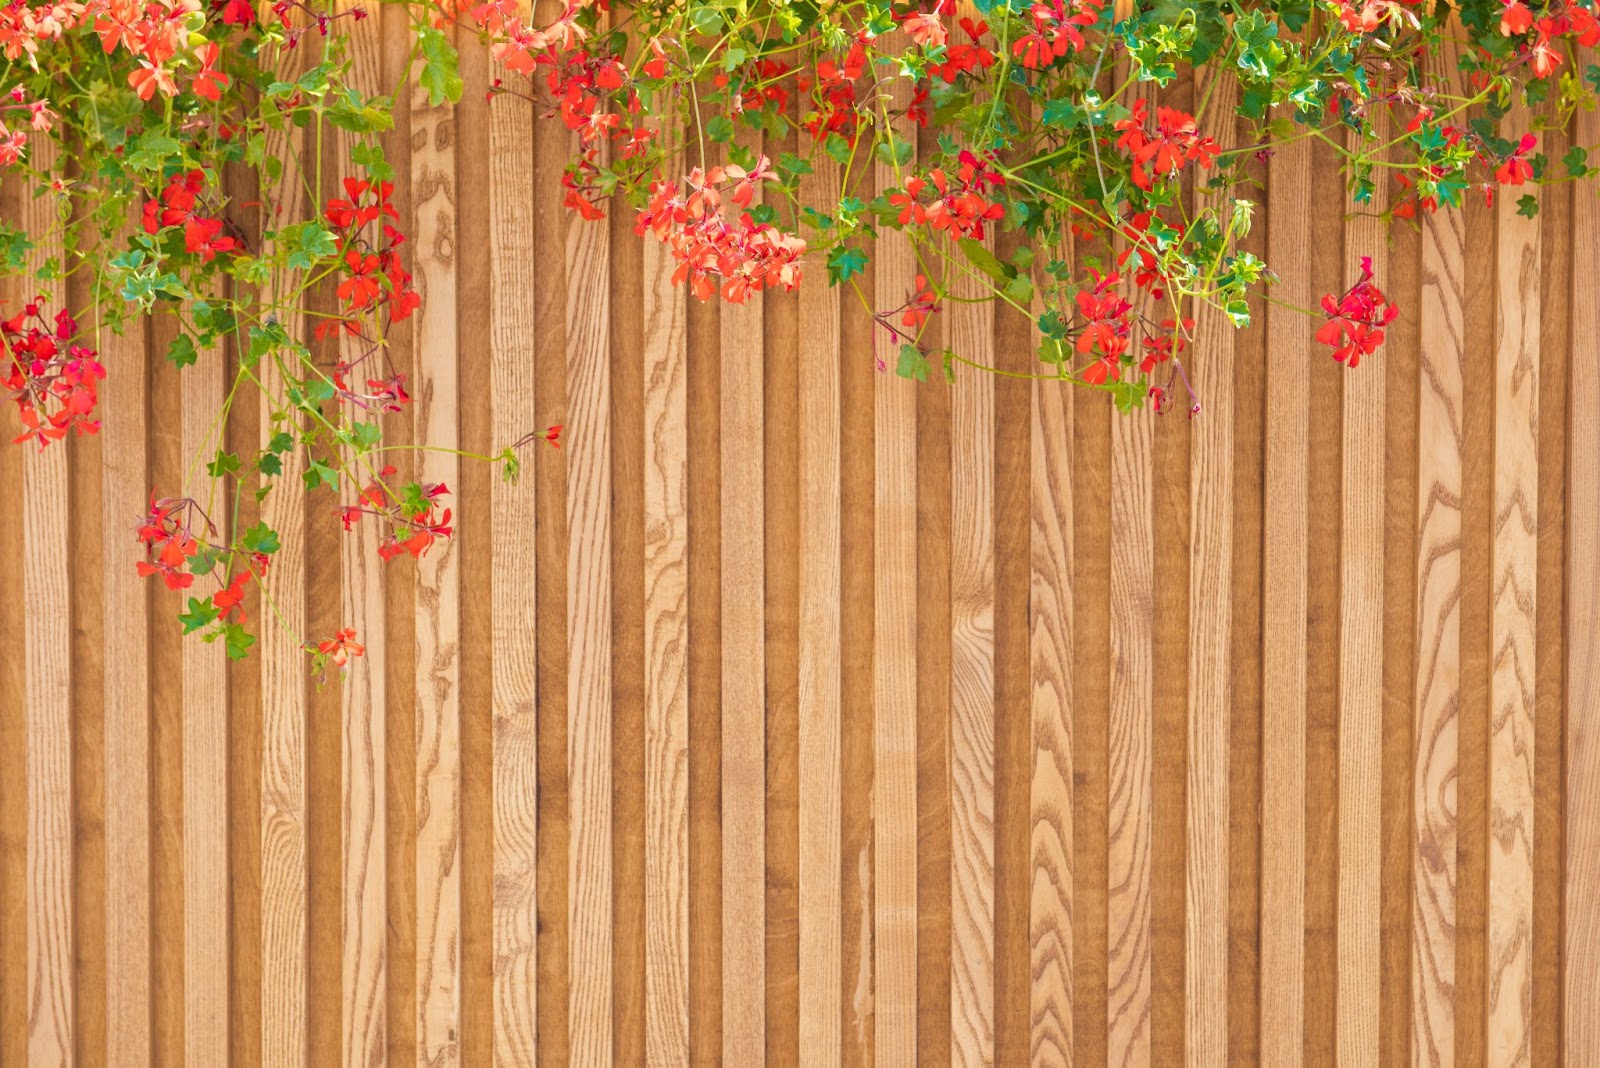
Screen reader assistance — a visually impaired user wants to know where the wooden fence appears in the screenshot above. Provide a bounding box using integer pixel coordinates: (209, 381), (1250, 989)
(2, 17), (1599, 1068)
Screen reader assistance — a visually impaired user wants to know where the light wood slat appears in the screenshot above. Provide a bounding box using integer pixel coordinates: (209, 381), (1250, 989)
(1185, 68), (1236, 1067)
(411, 61), (463, 1068)
(642, 131), (690, 1067)
(950, 244), (995, 1066)
(1260, 128), (1310, 1067)
(1487, 103), (1539, 1068)
(258, 35), (311, 1065)
(721, 122), (766, 1066)
(183, 302), (230, 1064)
(1551, 277), (1580, 1032)
(1566, 60), (1600, 1061)
(1106, 392), (1152, 1068)
(797, 155), (843, 1067)
(489, 53), (539, 1068)
(22, 148), (73, 1063)
(1337, 120), (1388, 1067)
(103, 283), (152, 1068)
(566, 121), (615, 1068)
(334, 20), (390, 1068)
(871, 35), (918, 1059)
(1414, 200), (1466, 1068)
(1030, 315), (1072, 1065)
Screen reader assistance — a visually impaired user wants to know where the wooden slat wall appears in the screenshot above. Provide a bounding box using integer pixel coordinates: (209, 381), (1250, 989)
(3, 70), (1599, 1067)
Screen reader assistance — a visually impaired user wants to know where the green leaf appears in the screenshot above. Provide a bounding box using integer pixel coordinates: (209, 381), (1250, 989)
(1517, 194), (1540, 218)
(220, 623), (255, 661)
(179, 597), (220, 635)
(959, 237), (1009, 281)
(207, 450), (242, 478)
(417, 26), (465, 106)
(352, 421), (383, 449)
(895, 343), (928, 382)
(240, 521), (281, 556)
(705, 115), (735, 143)
(303, 456), (338, 492)
(166, 334), (198, 369)
(826, 246), (868, 284)
(823, 133), (852, 166)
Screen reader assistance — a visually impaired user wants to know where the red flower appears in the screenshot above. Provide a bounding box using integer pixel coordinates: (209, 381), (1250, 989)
(1495, 133), (1537, 186)
(317, 627), (365, 667)
(1316, 255), (1398, 368)
(212, 569), (252, 622)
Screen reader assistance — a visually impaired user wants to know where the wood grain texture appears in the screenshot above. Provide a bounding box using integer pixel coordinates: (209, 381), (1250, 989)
(259, 38), (310, 1066)
(1185, 70), (1234, 1068)
(1030, 361), (1073, 1064)
(334, 21), (390, 1067)
(1566, 73), (1600, 1063)
(1487, 105), (1539, 1068)
(411, 62), (463, 1068)
(797, 157), (843, 1067)
(720, 124), (766, 1068)
(642, 136), (690, 1068)
(1337, 122), (1387, 1068)
(950, 249), (996, 1067)
(102, 270), (152, 1068)
(182, 302), (230, 1065)
(1106, 400), (1153, 1068)
(489, 54), (539, 1068)
(872, 50), (918, 1059)
(1260, 129), (1309, 1067)
(1415, 199), (1466, 1067)
(22, 155), (73, 1065)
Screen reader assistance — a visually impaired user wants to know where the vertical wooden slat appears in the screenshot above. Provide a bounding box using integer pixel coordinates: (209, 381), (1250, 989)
(1415, 198), (1466, 1065)
(337, 18), (390, 1067)
(1185, 70), (1236, 1068)
(1260, 131), (1310, 1067)
(871, 41), (918, 1058)
(103, 275), (152, 1068)
(797, 157), (842, 1066)
(1030, 369), (1073, 1061)
(411, 58), (462, 1068)
(22, 151), (73, 1065)
(1487, 106), (1539, 1068)
(719, 124), (765, 1067)
(566, 116), (614, 1068)
(642, 141), (690, 1067)
(260, 38), (310, 1066)
(1337, 124), (1387, 1067)
(950, 250), (995, 1065)
(1566, 75), (1600, 1060)
(182, 311), (230, 1064)
(489, 60), (539, 1068)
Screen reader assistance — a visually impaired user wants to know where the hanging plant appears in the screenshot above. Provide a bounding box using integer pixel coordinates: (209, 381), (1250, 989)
(0, 0), (1593, 662)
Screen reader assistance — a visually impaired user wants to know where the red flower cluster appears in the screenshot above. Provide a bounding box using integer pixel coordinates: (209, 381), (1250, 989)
(800, 40), (867, 143)
(1316, 255), (1397, 368)
(1499, 0), (1599, 78)
(339, 465), (455, 561)
(1013, 0), (1101, 69)
(889, 151), (1007, 241)
(1113, 99), (1220, 191)
(931, 17), (995, 84)
(634, 160), (806, 303)
(143, 168), (239, 262)
(2, 300), (104, 448)
(323, 177), (420, 326)
(135, 494), (201, 589)
(1074, 269), (1134, 383)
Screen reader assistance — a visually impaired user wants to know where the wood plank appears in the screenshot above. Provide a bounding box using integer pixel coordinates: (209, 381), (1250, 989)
(797, 157), (842, 1066)
(949, 244), (995, 1066)
(102, 262), (152, 1067)
(1260, 129), (1310, 1067)
(1186, 68), (1236, 1068)
(489, 57), (539, 1068)
(1030, 328), (1073, 1063)
(643, 135), (690, 1067)
(259, 36), (311, 1066)
(182, 302), (230, 1064)
(1415, 199), (1466, 1066)
(1487, 105), (1539, 1068)
(721, 123), (766, 1066)
(871, 42), (918, 1058)
(1566, 72), (1600, 1062)
(334, 18), (390, 1067)
(1337, 122), (1387, 1067)
(1106, 394), (1153, 1068)
(21, 150), (73, 1064)
(411, 54), (463, 1067)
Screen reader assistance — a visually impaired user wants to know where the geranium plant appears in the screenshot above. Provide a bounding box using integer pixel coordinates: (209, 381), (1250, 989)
(2, 0), (1596, 661)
